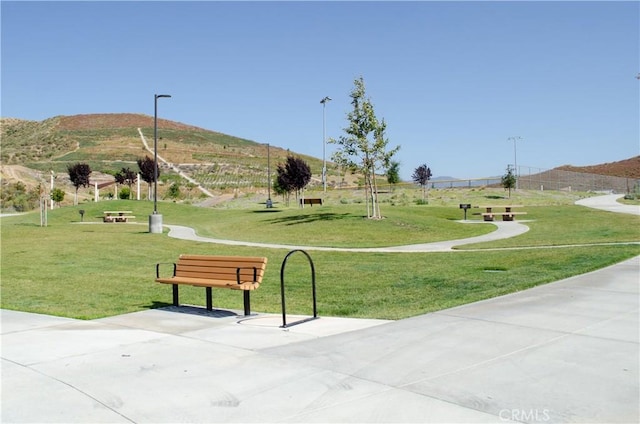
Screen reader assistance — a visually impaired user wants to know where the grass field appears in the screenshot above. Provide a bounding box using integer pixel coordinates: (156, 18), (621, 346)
(1, 189), (638, 320)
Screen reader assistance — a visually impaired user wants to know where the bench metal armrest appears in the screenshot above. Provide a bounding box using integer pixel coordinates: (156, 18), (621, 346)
(236, 266), (259, 285)
(156, 262), (177, 279)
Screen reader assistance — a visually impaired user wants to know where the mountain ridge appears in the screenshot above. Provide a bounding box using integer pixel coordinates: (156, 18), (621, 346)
(1, 113), (637, 191)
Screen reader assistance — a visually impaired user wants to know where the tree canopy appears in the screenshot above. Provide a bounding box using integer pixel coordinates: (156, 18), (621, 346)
(115, 167), (137, 188)
(330, 76), (400, 219)
(387, 161), (401, 187)
(137, 156), (158, 185)
(502, 167), (516, 198)
(276, 155), (311, 204)
(67, 162), (91, 205)
(412, 164), (432, 201)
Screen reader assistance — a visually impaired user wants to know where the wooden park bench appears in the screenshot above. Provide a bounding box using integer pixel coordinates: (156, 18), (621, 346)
(479, 205), (527, 222)
(155, 255), (268, 316)
(300, 198), (323, 206)
(103, 211), (135, 223)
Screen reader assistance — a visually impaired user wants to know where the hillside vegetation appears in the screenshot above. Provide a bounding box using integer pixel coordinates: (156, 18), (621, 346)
(1, 113), (333, 209)
(1, 113), (319, 175)
(1, 113), (638, 212)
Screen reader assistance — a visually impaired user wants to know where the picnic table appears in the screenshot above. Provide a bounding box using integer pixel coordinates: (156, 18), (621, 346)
(478, 205), (527, 222)
(103, 211), (135, 223)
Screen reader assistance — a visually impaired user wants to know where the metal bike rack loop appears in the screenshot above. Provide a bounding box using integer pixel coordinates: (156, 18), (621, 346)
(280, 249), (318, 328)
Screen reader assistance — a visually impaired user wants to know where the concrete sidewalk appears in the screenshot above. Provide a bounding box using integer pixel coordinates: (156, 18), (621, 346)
(576, 194), (640, 216)
(165, 220), (530, 253)
(2, 256), (638, 423)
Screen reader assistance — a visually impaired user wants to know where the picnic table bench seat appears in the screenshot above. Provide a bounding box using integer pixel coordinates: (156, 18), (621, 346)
(103, 211), (135, 222)
(479, 205), (527, 221)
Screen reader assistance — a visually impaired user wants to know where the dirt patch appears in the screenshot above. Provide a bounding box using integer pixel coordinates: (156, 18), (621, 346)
(557, 156), (640, 179)
(58, 113), (212, 132)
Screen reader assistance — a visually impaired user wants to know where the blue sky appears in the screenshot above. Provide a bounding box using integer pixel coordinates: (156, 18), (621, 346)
(2, 1), (639, 180)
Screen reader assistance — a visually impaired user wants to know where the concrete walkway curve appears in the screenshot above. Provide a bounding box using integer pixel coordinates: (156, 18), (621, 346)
(575, 193), (640, 215)
(163, 193), (638, 252)
(166, 220), (530, 253)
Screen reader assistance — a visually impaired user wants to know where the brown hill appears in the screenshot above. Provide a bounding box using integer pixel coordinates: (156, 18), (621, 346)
(57, 113), (211, 132)
(557, 156), (640, 179)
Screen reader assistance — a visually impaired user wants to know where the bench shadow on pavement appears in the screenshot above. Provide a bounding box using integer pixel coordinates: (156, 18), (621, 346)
(148, 302), (239, 318)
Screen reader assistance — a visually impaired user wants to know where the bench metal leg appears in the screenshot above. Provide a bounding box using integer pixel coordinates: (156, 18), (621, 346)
(206, 287), (213, 310)
(243, 291), (251, 316)
(172, 284), (179, 306)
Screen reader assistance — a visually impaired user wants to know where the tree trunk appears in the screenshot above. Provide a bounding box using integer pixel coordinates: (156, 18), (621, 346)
(371, 169), (381, 219)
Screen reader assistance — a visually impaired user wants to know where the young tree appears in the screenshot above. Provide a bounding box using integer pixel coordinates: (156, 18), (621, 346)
(272, 177), (289, 204)
(137, 156), (159, 199)
(502, 166), (516, 198)
(67, 163), (91, 205)
(114, 167), (137, 199)
(51, 188), (65, 205)
(412, 164), (432, 202)
(276, 155), (312, 205)
(386, 160), (401, 191)
(185, 182), (198, 200)
(166, 182), (181, 199)
(330, 77), (400, 219)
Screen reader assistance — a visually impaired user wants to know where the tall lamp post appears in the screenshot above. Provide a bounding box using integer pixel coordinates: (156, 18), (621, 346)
(265, 143), (272, 208)
(149, 93), (171, 233)
(507, 136), (522, 190)
(320, 96), (331, 192)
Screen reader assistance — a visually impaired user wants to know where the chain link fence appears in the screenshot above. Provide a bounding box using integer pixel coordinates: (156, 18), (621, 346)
(425, 166), (638, 194)
(516, 166), (639, 194)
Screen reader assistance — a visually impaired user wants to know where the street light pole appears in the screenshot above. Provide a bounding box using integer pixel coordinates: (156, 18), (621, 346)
(265, 143), (272, 208)
(320, 96), (331, 192)
(150, 93), (171, 233)
(507, 136), (522, 190)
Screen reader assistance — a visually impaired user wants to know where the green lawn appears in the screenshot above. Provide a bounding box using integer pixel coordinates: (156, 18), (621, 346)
(1, 196), (638, 320)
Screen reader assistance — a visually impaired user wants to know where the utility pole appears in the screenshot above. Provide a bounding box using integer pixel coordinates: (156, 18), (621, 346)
(320, 96), (331, 192)
(507, 136), (522, 190)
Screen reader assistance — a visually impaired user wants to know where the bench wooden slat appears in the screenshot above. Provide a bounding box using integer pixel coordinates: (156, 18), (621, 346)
(174, 268), (264, 280)
(156, 277), (261, 291)
(175, 270), (264, 281)
(178, 257), (267, 267)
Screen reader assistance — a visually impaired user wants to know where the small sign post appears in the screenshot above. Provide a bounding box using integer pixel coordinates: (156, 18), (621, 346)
(459, 204), (471, 220)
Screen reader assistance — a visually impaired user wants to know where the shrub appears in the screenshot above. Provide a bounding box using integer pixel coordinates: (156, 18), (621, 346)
(119, 187), (131, 200)
(166, 183), (181, 199)
(51, 188), (65, 203)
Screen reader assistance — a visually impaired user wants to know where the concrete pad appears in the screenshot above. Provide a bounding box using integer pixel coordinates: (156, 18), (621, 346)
(264, 313), (568, 387)
(2, 317), (168, 366)
(404, 333), (639, 423)
(1, 359), (130, 423)
(97, 307), (392, 350)
(282, 387), (502, 423)
(1, 309), (76, 333)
